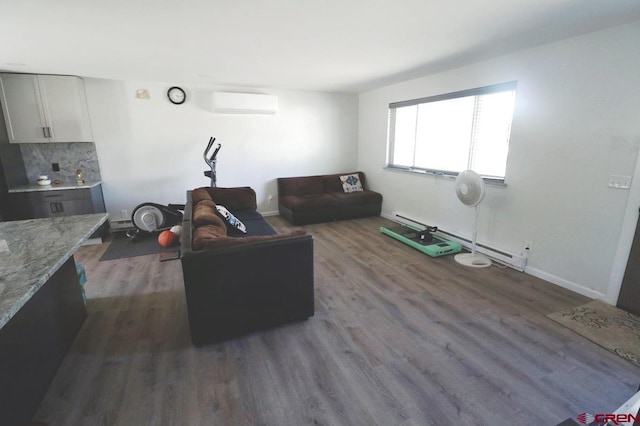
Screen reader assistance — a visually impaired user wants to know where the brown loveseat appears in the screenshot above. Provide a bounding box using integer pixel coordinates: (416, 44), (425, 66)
(277, 171), (382, 225)
(180, 186), (314, 345)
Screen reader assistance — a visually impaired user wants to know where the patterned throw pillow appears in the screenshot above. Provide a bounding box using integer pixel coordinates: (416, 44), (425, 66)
(340, 173), (364, 193)
(215, 205), (247, 234)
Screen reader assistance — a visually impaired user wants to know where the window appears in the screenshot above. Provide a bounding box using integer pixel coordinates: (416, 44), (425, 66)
(387, 81), (517, 182)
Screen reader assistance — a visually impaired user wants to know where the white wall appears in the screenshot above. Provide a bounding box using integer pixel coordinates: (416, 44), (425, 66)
(358, 21), (640, 300)
(83, 80), (358, 219)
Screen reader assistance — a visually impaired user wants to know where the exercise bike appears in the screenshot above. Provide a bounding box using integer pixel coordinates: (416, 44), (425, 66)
(127, 137), (220, 240)
(203, 136), (221, 187)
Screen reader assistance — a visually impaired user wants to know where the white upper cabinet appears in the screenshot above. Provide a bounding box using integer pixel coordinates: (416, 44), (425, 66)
(0, 73), (93, 143)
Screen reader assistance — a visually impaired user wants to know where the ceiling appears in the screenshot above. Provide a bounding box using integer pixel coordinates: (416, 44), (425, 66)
(1, 0), (639, 93)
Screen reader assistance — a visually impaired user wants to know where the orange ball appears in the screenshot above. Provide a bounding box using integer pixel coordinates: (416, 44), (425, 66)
(158, 230), (178, 247)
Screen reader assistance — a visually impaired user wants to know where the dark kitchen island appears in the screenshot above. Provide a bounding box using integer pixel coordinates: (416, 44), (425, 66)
(0, 213), (108, 425)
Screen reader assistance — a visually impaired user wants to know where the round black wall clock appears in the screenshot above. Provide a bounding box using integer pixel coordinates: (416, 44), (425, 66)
(167, 86), (186, 104)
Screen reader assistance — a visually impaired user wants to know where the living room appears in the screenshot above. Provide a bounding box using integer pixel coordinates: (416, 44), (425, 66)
(2, 1), (640, 425)
(80, 18), (640, 305)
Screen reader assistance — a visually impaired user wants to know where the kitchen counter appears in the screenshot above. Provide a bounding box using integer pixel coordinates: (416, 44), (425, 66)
(0, 213), (108, 329)
(8, 180), (102, 193)
(0, 212), (108, 425)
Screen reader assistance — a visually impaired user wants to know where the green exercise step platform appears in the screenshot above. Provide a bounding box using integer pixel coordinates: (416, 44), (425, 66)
(380, 225), (462, 257)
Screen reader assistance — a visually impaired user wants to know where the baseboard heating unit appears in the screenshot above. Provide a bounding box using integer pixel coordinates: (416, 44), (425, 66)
(109, 219), (134, 231)
(388, 213), (527, 271)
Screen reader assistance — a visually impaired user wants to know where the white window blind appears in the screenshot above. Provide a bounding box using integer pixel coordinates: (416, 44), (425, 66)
(387, 81), (517, 182)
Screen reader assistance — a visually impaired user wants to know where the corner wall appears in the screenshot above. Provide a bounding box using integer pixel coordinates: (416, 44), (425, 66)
(83, 80), (358, 219)
(357, 21), (640, 300)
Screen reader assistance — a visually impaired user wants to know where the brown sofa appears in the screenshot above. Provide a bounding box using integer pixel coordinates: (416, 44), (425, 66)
(277, 172), (382, 225)
(180, 186), (314, 345)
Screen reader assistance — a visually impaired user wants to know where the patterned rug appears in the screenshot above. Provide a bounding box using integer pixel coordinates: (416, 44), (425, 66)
(547, 300), (640, 368)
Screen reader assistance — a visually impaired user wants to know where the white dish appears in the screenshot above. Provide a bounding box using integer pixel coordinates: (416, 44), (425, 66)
(37, 179), (51, 186)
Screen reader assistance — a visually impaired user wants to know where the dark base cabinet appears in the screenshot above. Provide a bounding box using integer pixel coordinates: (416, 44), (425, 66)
(9, 184), (106, 220)
(618, 209), (640, 315)
(0, 257), (87, 426)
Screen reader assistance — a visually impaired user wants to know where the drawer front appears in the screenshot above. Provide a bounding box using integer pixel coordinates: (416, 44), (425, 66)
(33, 189), (91, 202)
(41, 199), (94, 217)
(11, 187), (101, 219)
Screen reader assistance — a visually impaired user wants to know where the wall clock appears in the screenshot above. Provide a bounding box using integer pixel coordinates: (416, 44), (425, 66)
(167, 86), (186, 105)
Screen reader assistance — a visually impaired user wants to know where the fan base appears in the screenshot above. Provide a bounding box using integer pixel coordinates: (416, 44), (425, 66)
(454, 253), (492, 268)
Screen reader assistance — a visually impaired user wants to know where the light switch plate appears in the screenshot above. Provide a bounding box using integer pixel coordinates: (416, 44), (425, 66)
(608, 175), (631, 190)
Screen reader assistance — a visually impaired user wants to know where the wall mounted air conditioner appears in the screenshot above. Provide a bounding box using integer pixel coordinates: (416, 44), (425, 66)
(212, 92), (278, 114)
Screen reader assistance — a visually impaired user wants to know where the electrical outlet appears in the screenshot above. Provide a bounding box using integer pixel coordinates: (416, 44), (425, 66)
(524, 240), (533, 253)
(120, 209), (128, 219)
(268, 194), (273, 204)
(608, 175), (631, 190)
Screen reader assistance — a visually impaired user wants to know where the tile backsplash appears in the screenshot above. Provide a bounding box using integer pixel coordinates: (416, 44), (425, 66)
(20, 142), (102, 184)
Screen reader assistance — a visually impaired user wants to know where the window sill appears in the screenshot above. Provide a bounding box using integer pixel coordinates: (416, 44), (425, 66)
(383, 166), (507, 187)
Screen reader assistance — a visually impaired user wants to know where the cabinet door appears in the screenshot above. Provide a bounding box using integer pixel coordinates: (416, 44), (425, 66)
(0, 74), (49, 143)
(38, 75), (93, 143)
(40, 192), (66, 217)
(61, 198), (94, 216)
(7, 192), (37, 220)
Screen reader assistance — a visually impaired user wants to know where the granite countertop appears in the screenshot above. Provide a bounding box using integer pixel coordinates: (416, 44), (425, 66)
(0, 213), (108, 329)
(8, 181), (102, 193)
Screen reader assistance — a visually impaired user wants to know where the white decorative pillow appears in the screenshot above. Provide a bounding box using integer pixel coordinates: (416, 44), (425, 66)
(215, 205), (247, 233)
(340, 173), (364, 193)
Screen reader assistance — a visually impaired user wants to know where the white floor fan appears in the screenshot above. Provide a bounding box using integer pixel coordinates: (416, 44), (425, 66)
(454, 170), (492, 268)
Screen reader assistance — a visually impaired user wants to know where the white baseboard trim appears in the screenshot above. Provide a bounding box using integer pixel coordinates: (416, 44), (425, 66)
(524, 265), (605, 300)
(382, 212), (526, 271)
(109, 219), (134, 231)
(260, 210), (279, 217)
(382, 211), (605, 301)
(381, 212), (396, 221)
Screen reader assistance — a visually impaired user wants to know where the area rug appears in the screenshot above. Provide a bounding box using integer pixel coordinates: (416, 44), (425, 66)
(547, 300), (640, 368)
(99, 232), (178, 261)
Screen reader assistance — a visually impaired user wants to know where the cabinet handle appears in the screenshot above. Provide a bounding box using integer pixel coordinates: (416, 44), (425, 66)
(49, 202), (64, 213)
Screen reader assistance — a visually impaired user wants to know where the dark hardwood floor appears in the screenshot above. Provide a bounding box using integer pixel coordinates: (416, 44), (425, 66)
(33, 216), (640, 425)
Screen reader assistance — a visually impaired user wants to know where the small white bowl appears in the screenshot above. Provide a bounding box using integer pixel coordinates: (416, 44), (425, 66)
(37, 179), (51, 186)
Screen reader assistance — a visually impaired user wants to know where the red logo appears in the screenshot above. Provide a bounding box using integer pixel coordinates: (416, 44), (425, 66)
(576, 412), (640, 425)
(576, 412), (594, 424)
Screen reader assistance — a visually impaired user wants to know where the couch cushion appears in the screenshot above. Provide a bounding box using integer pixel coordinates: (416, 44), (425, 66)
(328, 190), (383, 207)
(193, 200), (226, 229)
(206, 187), (257, 210)
(339, 173), (364, 193)
(192, 223), (231, 250)
(216, 205), (247, 234)
(279, 193), (340, 212)
(323, 172), (366, 193)
(233, 210), (277, 236)
(192, 187), (213, 205)
(278, 176), (324, 196)
(193, 229), (308, 250)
